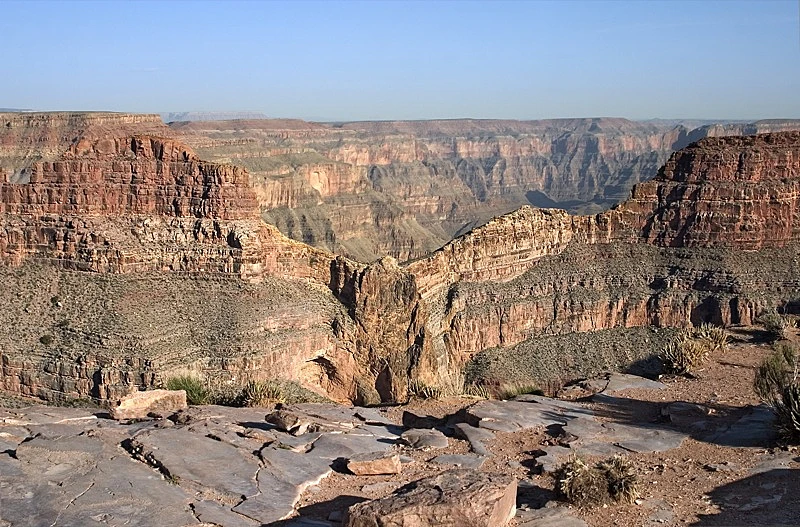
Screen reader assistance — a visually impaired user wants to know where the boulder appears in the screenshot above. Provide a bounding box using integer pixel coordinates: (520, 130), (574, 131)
(112, 389), (187, 420)
(347, 452), (402, 475)
(344, 469), (516, 527)
(400, 428), (448, 450)
(266, 409), (313, 436)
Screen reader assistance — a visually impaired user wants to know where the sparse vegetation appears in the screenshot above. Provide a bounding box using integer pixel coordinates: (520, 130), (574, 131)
(408, 379), (443, 400)
(554, 457), (611, 505)
(463, 383), (492, 399)
(554, 455), (639, 506)
(165, 375), (209, 405)
(757, 311), (789, 342)
(239, 380), (286, 406)
(164, 375), (326, 407)
(39, 334), (54, 346)
(597, 455), (640, 503)
(498, 382), (544, 400)
(754, 343), (800, 443)
(659, 324), (728, 376)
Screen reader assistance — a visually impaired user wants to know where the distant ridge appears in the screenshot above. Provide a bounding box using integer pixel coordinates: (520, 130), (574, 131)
(161, 111), (270, 123)
(0, 108), (34, 112)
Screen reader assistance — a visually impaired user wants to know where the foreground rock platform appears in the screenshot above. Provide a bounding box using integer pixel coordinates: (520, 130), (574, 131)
(0, 370), (789, 526)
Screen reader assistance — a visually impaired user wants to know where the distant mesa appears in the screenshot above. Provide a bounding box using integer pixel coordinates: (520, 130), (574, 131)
(161, 111), (271, 123)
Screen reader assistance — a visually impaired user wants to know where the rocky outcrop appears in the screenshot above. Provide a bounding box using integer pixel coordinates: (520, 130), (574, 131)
(3, 114), (800, 406)
(616, 132), (800, 249)
(175, 117), (800, 261)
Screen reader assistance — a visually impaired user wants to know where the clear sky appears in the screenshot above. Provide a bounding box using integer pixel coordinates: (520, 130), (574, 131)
(1, 0), (798, 121)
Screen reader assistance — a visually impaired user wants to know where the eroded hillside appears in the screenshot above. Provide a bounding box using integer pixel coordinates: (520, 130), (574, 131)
(1, 113), (799, 407)
(172, 117), (800, 261)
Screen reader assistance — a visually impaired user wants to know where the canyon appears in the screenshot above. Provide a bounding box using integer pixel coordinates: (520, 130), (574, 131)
(171, 117), (800, 261)
(1, 112), (800, 407)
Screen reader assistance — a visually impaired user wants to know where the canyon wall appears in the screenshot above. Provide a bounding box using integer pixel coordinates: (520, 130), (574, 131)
(173, 117), (800, 262)
(2, 113), (800, 405)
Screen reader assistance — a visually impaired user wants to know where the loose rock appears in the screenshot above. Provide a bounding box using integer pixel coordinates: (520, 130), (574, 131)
(112, 389), (187, 420)
(344, 469), (517, 527)
(347, 452), (402, 475)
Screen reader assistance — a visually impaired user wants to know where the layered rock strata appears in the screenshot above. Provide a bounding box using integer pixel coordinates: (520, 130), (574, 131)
(174, 117), (800, 261)
(2, 116), (800, 405)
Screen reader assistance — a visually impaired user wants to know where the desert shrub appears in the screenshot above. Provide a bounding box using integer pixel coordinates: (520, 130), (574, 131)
(408, 379), (443, 400)
(692, 323), (728, 352)
(597, 456), (639, 503)
(554, 456), (640, 507)
(437, 369), (467, 397)
(498, 382), (544, 400)
(554, 457), (612, 506)
(464, 383), (492, 399)
(239, 380), (286, 407)
(757, 311), (789, 342)
(659, 337), (709, 375)
(165, 375), (209, 405)
(754, 343), (800, 443)
(39, 334), (54, 346)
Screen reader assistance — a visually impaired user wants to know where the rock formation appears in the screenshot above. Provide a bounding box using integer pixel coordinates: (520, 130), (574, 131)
(1, 112), (800, 406)
(172, 117), (800, 261)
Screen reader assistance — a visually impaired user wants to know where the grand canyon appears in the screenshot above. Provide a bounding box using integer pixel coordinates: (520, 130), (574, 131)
(2, 111), (800, 526)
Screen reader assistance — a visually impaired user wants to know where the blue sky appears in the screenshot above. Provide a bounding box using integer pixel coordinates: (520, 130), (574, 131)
(1, 0), (798, 120)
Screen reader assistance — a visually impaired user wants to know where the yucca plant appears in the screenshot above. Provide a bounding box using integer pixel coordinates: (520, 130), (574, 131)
(755, 343), (800, 443)
(239, 380), (286, 407)
(659, 337), (709, 375)
(553, 457), (611, 506)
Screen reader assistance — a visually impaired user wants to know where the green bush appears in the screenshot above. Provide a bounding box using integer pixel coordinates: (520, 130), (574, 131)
(659, 337), (708, 375)
(165, 375), (209, 405)
(754, 343), (800, 443)
(239, 380), (286, 407)
(757, 311), (789, 342)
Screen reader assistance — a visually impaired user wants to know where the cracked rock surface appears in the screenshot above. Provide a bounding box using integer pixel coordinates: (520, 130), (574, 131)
(0, 403), (401, 527)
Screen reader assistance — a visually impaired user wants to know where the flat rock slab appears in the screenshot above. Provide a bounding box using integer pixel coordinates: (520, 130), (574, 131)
(401, 428), (449, 450)
(453, 423), (495, 456)
(344, 469), (517, 527)
(562, 416), (686, 455)
(432, 454), (486, 469)
(467, 397), (590, 432)
(535, 445), (573, 474)
(128, 427), (260, 500)
(347, 452), (402, 475)
(708, 405), (777, 447)
(603, 373), (665, 394)
(516, 507), (588, 527)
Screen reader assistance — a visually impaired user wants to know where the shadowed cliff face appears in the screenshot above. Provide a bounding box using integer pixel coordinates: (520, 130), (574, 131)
(2, 115), (800, 405)
(171, 117), (800, 262)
